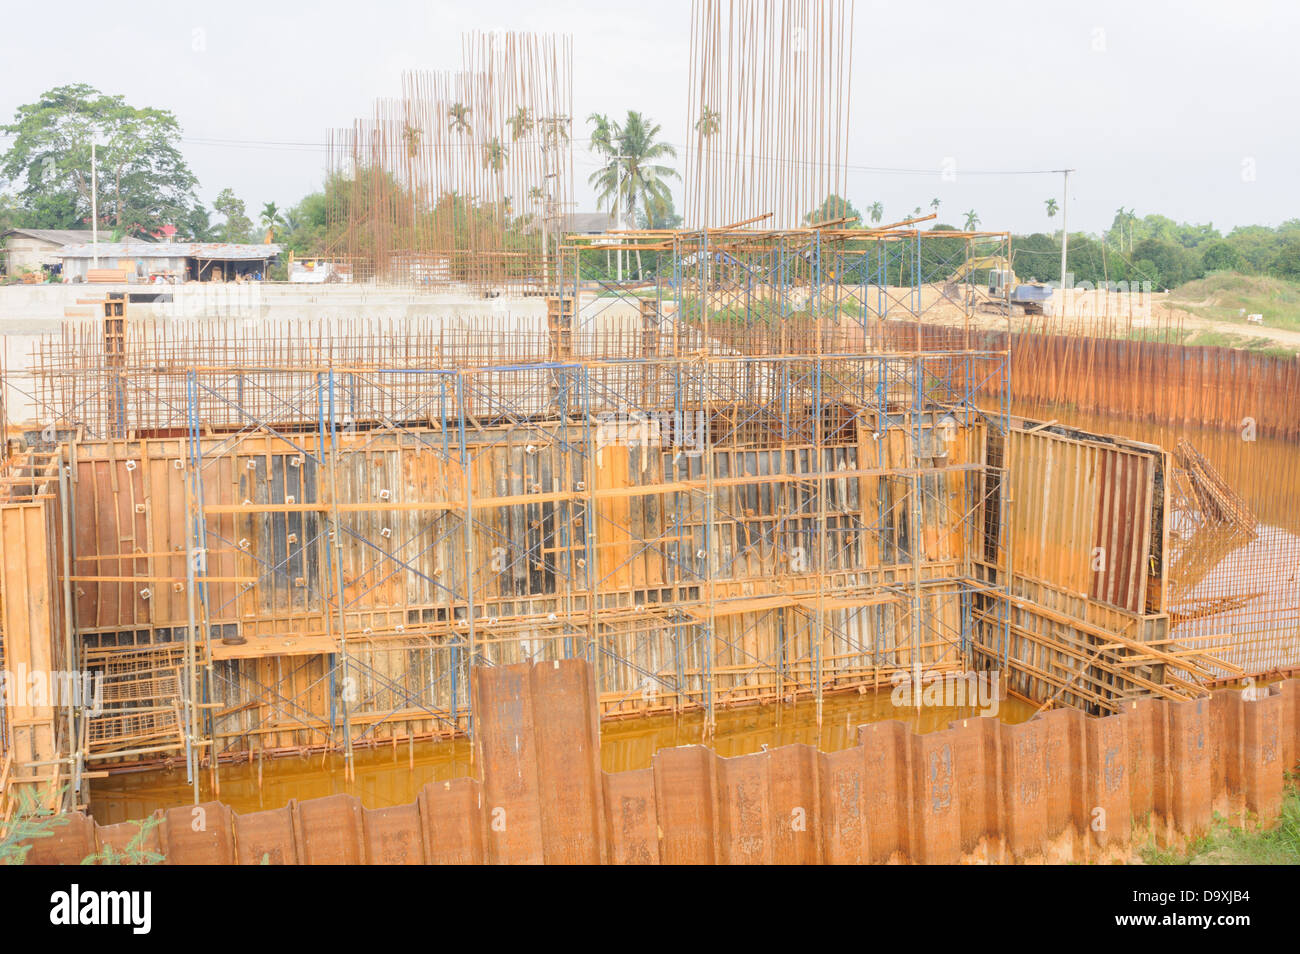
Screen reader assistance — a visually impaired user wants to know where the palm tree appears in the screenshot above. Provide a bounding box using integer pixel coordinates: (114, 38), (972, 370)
(912, 206), (923, 219)
(259, 201), (285, 241)
(528, 185), (545, 226)
(693, 107), (721, 224)
(694, 107), (721, 138)
(400, 123), (423, 241)
(963, 209), (980, 231)
(869, 202), (883, 225)
(1045, 197), (1058, 219)
(587, 110), (680, 276)
(402, 124), (422, 159)
(930, 197), (941, 214)
(587, 112), (616, 158)
(482, 137), (507, 174)
(507, 107), (533, 143)
(448, 103), (472, 136)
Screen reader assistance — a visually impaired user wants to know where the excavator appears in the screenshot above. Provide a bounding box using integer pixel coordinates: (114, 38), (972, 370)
(943, 255), (1053, 316)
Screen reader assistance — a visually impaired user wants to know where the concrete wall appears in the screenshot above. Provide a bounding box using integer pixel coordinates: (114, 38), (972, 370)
(4, 236), (64, 274)
(21, 660), (1300, 864)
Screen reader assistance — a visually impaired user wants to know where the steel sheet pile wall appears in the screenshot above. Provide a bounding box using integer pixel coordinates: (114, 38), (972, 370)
(21, 660), (1300, 864)
(919, 320), (1300, 682)
(970, 423), (1183, 713)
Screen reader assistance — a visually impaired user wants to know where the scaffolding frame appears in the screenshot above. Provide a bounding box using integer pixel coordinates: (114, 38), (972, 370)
(4, 227), (1019, 801)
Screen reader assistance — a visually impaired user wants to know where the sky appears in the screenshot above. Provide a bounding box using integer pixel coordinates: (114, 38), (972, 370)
(1, 0), (1297, 236)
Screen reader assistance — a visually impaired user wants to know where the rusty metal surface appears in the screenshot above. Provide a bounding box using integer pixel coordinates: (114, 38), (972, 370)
(19, 660), (1300, 865)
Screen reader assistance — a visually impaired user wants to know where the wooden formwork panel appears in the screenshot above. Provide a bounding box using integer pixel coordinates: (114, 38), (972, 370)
(0, 497), (65, 779)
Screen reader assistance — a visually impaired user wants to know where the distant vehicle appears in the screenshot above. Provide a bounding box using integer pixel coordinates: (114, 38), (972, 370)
(944, 255), (1052, 316)
(289, 260), (352, 283)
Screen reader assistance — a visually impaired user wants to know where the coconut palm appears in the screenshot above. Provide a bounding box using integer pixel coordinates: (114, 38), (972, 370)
(448, 103), (472, 136)
(930, 197), (940, 213)
(259, 201), (285, 240)
(868, 202), (883, 224)
(587, 110), (680, 276)
(507, 107), (533, 143)
(587, 112), (616, 158)
(963, 209), (980, 231)
(694, 106), (721, 138)
(1045, 197), (1058, 219)
(402, 124), (422, 159)
(694, 107), (721, 224)
(482, 137), (507, 173)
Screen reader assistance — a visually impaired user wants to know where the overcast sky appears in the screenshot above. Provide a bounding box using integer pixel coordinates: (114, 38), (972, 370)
(1, 0), (1296, 235)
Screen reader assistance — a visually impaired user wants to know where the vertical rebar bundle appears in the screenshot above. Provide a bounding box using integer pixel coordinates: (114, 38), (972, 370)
(685, 0), (855, 228)
(327, 31), (574, 289)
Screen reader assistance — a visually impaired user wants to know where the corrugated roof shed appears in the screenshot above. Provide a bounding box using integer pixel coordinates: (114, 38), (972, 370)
(57, 242), (282, 260)
(2, 228), (146, 246)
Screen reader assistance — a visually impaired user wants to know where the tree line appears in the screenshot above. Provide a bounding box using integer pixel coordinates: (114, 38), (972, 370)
(5, 85), (1300, 292)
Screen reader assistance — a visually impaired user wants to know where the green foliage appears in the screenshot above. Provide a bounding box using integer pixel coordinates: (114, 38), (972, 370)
(1141, 783), (1300, 865)
(805, 194), (860, 226)
(1272, 237), (1300, 281)
(1, 83), (199, 236)
(586, 110), (679, 229)
(174, 202), (212, 242)
(1199, 239), (1242, 272)
(0, 788), (69, 865)
(79, 816), (165, 866)
(1170, 271), (1300, 332)
(213, 187), (253, 244)
(447, 103), (472, 136)
(636, 191), (682, 229)
(259, 201), (285, 240)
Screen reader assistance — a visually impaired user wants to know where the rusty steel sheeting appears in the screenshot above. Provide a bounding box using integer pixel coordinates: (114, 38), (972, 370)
(19, 660), (1300, 864)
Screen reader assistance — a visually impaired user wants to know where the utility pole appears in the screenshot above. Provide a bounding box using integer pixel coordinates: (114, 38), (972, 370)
(1058, 168), (1074, 294)
(612, 154), (629, 282)
(91, 141), (99, 268)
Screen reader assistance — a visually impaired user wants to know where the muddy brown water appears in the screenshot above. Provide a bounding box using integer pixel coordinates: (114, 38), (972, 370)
(87, 686), (1035, 824)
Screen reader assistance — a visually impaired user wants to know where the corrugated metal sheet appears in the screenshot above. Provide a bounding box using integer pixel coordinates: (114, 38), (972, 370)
(57, 242), (281, 261)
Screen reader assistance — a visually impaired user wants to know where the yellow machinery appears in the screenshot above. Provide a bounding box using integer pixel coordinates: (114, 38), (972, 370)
(944, 255), (1052, 315)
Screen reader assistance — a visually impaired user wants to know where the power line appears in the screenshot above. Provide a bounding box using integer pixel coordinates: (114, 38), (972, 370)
(177, 134), (1070, 177)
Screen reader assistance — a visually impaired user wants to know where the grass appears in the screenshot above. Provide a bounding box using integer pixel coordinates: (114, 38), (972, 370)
(1124, 323), (1297, 356)
(1140, 781), (1300, 865)
(1170, 271), (1300, 333)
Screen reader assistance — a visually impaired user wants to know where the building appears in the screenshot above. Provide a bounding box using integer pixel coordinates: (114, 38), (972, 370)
(1, 228), (132, 276)
(56, 241), (282, 283)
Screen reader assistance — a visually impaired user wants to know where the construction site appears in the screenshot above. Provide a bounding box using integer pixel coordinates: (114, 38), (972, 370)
(2, 2), (1298, 867)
